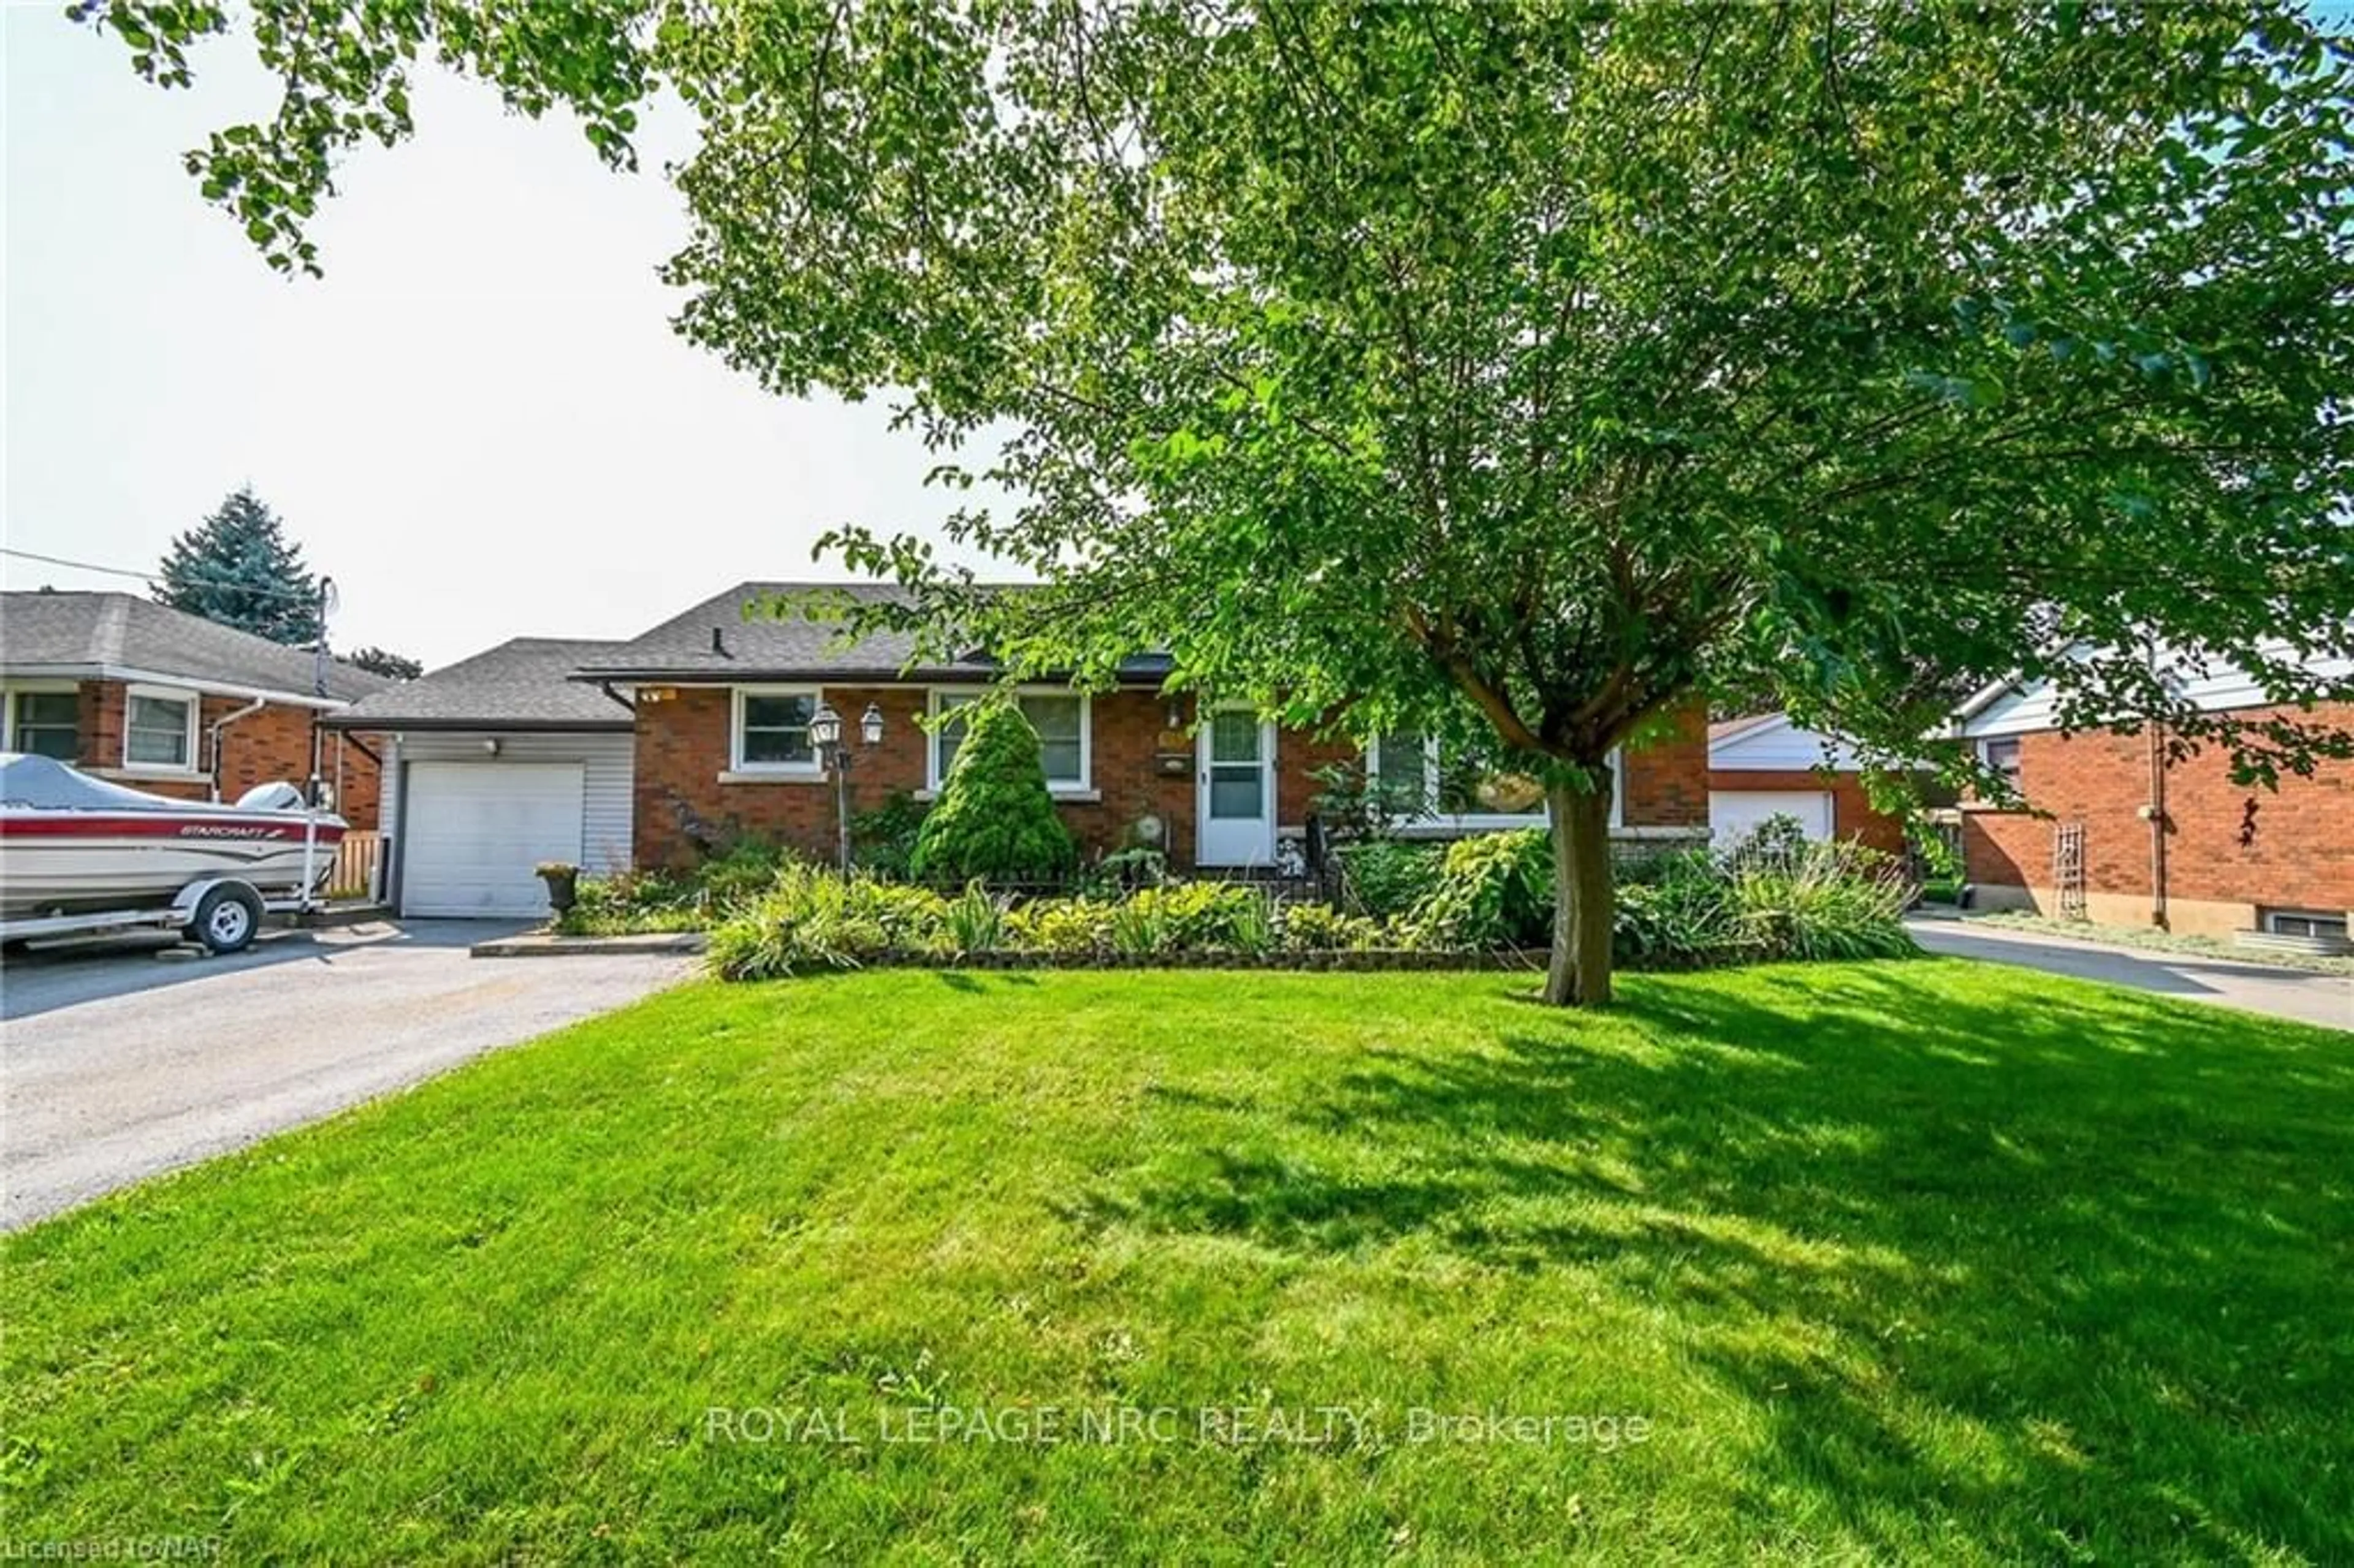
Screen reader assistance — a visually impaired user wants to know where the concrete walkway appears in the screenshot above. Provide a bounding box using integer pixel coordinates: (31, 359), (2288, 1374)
(1909, 919), (2352, 1032)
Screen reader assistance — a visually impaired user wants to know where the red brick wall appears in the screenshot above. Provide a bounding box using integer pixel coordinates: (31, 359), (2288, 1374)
(1707, 769), (1911, 854)
(1963, 702), (2354, 923)
(634, 685), (1202, 870)
(1621, 701), (1710, 828)
(634, 685), (1717, 869)
(64, 679), (381, 829)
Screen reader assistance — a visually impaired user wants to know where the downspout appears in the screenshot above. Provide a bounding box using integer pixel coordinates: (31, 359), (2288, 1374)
(206, 695), (269, 802)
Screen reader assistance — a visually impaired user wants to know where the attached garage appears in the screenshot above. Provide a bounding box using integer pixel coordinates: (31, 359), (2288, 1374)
(318, 637), (637, 921)
(1709, 788), (1833, 849)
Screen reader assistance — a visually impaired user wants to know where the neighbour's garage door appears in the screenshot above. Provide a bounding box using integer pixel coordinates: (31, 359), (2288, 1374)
(1710, 789), (1834, 850)
(402, 763), (584, 918)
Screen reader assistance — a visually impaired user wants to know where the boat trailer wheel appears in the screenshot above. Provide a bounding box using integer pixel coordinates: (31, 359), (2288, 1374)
(188, 885), (264, 955)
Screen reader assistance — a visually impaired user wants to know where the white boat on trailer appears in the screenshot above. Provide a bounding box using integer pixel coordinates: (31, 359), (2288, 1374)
(0, 752), (346, 954)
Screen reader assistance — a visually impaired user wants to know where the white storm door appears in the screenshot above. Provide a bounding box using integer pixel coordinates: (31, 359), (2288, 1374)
(1197, 707), (1276, 867)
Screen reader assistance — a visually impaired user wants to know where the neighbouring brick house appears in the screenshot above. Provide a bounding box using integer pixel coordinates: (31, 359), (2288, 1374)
(1707, 713), (1915, 855)
(1956, 649), (2353, 943)
(0, 590), (390, 828)
(581, 582), (1712, 875)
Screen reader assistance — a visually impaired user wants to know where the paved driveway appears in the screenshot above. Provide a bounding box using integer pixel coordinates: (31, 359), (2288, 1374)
(1, 921), (691, 1230)
(1910, 919), (2353, 1032)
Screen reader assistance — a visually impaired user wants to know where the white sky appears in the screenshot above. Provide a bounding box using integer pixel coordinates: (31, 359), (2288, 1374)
(4, 7), (1007, 666)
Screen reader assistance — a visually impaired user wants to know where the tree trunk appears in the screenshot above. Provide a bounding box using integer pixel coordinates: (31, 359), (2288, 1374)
(1543, 771), (1615, 1007)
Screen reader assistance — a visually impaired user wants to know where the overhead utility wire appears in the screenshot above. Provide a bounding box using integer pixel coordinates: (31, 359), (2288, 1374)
(1, 545), (329, 606)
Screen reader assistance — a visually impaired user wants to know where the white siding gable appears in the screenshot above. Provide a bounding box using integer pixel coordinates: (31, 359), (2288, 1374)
(1709, 715), (1866, 772)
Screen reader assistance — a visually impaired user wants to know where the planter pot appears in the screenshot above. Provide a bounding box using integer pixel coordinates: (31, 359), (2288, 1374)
(537, 869), (579, 916)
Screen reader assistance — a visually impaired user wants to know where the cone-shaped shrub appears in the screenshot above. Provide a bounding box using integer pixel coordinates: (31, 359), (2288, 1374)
(908, 699), (1076, 886)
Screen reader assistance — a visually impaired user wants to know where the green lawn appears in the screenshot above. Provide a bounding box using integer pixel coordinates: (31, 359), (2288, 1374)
(5, 964), (2349, 1563)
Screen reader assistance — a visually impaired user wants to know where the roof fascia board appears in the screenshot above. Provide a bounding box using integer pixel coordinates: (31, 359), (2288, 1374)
(0, 663), (347, 710)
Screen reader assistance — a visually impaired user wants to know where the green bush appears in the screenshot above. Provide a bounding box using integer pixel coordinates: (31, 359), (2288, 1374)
(707, 866), (954, 980)
(850, 791), (930, 878)
(1387, 828), (1917, 969)
(1276, 902), (1393, 953)
(1724, 839), (1918, 961)
(1336, 840), (1444, 919)
(1003, 899), (1119, 956)
(1400, 828), (1555, 949)
(1612, 853), (1745, 969)
(554, 840), (795, 934)
(943, 880), (1007, 956)
(908, 701), (1077, 886)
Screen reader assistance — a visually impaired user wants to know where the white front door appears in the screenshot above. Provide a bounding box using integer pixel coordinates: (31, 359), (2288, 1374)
(1197, 707), (1276, 867)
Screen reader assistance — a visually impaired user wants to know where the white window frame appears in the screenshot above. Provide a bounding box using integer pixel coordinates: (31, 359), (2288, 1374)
(1366, 734), (1624, 834)
(728, 685), (825, 777)
(1978, 736), (2024, 790)
(121, 683), (201, 774)
(2, 681), (80, 761)
(924, 687), (1095, 798)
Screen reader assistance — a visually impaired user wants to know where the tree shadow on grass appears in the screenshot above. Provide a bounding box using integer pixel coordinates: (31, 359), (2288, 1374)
(1072, 965), (2354, 1561)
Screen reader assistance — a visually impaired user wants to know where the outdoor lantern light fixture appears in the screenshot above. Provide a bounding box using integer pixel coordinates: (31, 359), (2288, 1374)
(809, 701), (844, 753)
(812, 699), (883, 875)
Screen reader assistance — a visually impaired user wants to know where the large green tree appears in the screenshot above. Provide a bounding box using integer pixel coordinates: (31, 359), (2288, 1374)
(155, 486), (323, 645)
(88, 1), (2354, 1002)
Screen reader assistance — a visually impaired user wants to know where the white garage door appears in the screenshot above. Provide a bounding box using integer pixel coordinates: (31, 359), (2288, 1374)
(402, 763), (585, 918)
(1710, 789), (1834, 850)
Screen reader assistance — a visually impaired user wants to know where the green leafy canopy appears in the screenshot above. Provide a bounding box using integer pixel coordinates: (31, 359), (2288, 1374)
(89, 0), (2354, 999)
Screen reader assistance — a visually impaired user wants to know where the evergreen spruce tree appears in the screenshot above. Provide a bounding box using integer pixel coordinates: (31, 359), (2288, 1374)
(154, 487), (322, 645)
(908, 702), (1076, 887)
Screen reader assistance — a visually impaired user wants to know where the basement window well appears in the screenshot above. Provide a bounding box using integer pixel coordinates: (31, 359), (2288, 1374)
(2261, 909), (2349, 943)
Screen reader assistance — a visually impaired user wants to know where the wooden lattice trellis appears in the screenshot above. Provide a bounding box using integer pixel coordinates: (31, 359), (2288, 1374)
(2053, 821), (2087, 921)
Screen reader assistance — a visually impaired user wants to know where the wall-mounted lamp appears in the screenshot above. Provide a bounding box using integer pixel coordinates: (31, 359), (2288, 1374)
(482, 737), (501, 757)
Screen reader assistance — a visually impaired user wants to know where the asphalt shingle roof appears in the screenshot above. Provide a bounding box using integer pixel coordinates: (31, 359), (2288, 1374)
(324, 638), (634, 730)
(572, 581), (1173, 683)
(0, 590), (392, 704)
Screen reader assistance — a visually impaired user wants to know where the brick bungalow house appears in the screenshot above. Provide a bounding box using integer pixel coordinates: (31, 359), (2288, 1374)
(1707, 712), (1913, 854)
(581, 582), (1711, 874)
(1, 590), (389, 828)
(1955, 648), (2353, 943)
(328, 582), (1710, 917)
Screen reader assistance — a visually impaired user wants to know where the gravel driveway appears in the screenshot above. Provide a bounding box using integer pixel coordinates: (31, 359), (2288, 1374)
(1, 921), (691, 1230)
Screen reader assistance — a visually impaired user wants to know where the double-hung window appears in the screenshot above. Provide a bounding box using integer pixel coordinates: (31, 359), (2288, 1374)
(1979, 737), (2024, 794)
(123, 686), (197, 770)
(731, 688), (820, 772)
(930, 690), (1090, 793)
(5, 688), (78, 759)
